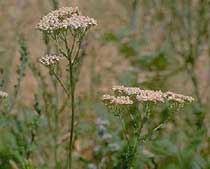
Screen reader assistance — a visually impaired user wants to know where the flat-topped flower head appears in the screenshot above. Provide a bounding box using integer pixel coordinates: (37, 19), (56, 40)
(36, 7), (97, 34)
(39, 54), (60, 66)
(102, 94), (133, 105)
(113, 85), (164, 102)
(108, 85), (194, 104)
(0, 91), (8, 98)
(65, 14), (97, 30)
(113, 85), (142, 95)
(163, 91), (194, 103)
(136, 90), (164, 103)
(37, 7), (80, 33)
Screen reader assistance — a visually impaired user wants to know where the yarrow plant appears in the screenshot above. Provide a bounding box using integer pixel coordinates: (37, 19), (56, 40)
(37, 7), (96, 34)
(102, 85), (194, 168)
(36, 6), (97, 169)
(111, 85), (194, 103)
(39, 54), (61, 66)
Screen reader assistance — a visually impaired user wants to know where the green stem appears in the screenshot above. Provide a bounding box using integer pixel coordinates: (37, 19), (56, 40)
(53, 109), (58, 168)
(119, 113), (129, 141)
(68, 59), (75, 169)
(51, 0), (59, 10)
(63, 35), (76, 169)
(61, 32), (84, 169)
(116, 138), (138, 169)
(51, 69), (59, 169)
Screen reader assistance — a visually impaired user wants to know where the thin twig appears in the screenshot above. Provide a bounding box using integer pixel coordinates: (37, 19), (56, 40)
(51, 69), (69, 96)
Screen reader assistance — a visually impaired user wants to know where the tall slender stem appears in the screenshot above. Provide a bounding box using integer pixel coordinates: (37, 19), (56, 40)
(68, 59), (75, 169)
(53, 108), (58, 168)
(63, 35), (76, 169)
(60, 32), (84, 169)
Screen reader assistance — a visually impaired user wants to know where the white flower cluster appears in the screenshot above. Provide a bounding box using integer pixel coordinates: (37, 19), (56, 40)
(0, 91), (8, 98)
(37, 7), (97, 34)
(113, 85), (164, 103)
(39, 54), (60, 66)
(103, 85), (194, 105)
(136, 90), (164, 103)
(102, 94), (133, 105)
(164, 91), (194, 103)
(113, 85), (143, 95)
(65, 14), (97, 30)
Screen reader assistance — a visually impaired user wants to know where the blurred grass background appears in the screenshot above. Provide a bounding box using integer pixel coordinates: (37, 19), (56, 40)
(1, 0), (210, 168)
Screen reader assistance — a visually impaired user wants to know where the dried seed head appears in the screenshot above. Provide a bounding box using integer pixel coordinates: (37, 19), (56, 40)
(163, 91), (194, 103)
(39, 54), (60, 66)
(102, 94), (133, 105)
(0, 91), (8, 98)
(36, 7), (97, 34)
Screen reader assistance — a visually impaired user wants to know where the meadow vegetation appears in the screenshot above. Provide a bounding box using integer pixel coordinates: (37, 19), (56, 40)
(0, 0), (210, 169)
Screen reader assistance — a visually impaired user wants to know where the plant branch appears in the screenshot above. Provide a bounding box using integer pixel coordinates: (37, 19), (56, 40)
(51, 69), (69, 96)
